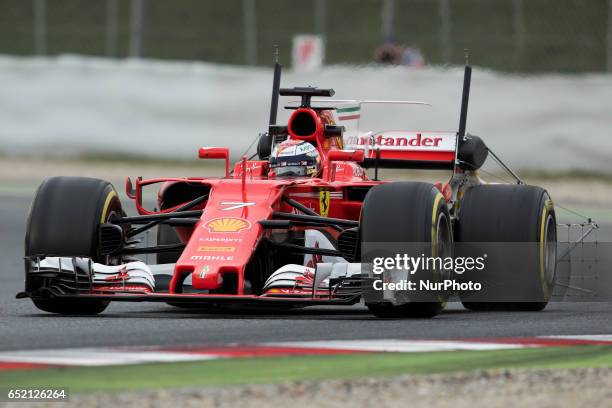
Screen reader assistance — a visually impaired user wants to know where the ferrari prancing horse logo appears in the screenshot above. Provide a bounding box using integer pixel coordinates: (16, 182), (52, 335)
(319, 190), (330, 217)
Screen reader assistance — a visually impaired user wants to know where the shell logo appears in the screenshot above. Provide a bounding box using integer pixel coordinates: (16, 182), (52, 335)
(204, 217), (251, 233)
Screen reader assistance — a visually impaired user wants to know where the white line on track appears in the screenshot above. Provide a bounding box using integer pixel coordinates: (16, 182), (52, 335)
(265, 339), (527, 352)
(0, 348), (218, 366)
(543, 335), (612, 342)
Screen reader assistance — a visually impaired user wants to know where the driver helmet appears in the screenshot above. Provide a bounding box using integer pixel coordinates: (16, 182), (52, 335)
(268, 140), (321, 178)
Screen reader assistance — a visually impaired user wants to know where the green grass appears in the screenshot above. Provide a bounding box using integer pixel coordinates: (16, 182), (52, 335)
(2, 346), (611, 392)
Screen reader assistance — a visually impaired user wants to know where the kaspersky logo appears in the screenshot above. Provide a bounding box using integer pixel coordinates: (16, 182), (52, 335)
(204, 217), (251, 233)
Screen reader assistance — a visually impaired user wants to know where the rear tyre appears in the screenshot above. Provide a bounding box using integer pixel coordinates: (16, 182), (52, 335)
(457, 185), (556, 311)
(25, 177), (123, 315)
(361, 182), (452, 318)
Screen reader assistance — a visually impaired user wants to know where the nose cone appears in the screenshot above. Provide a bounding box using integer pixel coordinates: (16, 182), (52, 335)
(169, 179), (285, 294)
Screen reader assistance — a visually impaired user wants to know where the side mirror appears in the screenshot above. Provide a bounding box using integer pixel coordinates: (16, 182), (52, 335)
(199, 147), (230, 177)
(325, 150), (365, 182)
(327, 149), (365, 162)
(125, 177), (136, 199)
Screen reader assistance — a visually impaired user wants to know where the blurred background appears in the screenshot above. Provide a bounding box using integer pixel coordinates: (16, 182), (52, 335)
(0, 0), (611, 173)
(2, 0), (611, 72)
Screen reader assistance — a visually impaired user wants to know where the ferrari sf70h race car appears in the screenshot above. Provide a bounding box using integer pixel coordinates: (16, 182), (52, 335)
(19, 64), (566, 318)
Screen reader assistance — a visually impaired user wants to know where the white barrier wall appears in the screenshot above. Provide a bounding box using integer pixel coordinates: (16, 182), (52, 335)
(0, 55), (610, 172)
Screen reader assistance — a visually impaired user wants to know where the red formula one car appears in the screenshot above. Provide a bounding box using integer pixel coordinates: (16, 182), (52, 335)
(19, 64), (561, 318)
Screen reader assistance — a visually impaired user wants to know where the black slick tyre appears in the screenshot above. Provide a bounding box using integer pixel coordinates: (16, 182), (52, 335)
(457, 184), (556, 311)
(25, 176), (123, 315)
(360, 182), (452, 318)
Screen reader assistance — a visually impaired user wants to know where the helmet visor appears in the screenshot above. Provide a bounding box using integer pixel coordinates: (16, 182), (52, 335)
(273, 165), (311, 178)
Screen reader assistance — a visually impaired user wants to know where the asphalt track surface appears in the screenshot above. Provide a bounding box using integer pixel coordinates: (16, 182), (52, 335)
(1, 193), (611, 351)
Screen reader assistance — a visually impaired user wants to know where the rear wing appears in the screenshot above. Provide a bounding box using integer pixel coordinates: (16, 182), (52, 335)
(282, 65), (495, 173)
(345, 130), (457, 170)
(309, 99), (456, 170)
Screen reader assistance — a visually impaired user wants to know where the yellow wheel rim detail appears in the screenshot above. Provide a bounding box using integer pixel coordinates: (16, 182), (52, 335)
(100, 190), (117, 223)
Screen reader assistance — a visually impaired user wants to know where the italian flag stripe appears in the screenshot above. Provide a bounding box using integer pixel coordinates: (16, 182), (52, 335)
(337, 106), (361, 114)
(338, 114), (360, 121)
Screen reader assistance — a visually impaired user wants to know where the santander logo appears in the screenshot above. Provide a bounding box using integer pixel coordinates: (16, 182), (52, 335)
(345, 131), (456, 151)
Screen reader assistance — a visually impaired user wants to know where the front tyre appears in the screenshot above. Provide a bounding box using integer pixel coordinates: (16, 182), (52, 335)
(25, 177), (123, 315)
(31, 298), (109, 315)
(361, 182), (452, 318)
